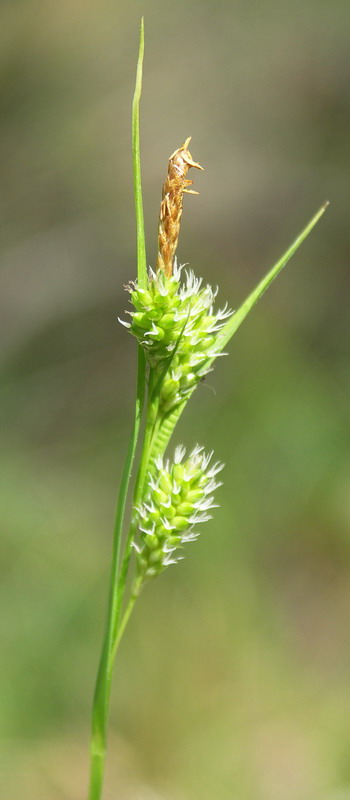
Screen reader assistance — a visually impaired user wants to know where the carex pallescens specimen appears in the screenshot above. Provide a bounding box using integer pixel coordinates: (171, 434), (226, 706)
(87, 19), (328, 800)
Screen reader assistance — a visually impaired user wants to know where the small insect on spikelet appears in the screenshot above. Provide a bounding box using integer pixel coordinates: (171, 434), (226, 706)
(132, 445), (224, 587)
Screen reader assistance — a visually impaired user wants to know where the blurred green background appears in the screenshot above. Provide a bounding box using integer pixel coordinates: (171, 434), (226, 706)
(1, 1), (350, 798)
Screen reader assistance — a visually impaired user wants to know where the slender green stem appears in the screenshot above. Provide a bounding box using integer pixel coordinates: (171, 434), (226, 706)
(88, 21), (147, 800)
(89, 579), (142, 800)
(88, 346), (146, 800)
(111, 577), (142, 664)
(133, 18), (147, 289)
(112, 376), (160, 636)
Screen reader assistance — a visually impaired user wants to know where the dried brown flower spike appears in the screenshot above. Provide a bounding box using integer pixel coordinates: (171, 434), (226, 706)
(157, 137), (204, 277)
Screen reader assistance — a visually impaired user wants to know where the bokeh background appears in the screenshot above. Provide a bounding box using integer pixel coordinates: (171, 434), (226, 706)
(1, 1), (350, 798)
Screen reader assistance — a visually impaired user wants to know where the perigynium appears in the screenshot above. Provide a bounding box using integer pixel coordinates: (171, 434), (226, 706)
(87, 19), (328, 800)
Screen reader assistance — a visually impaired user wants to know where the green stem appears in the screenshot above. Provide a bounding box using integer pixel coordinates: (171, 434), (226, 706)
(111, 578), (142, 664)
(89, 579), (141, 800)
(88, 376), (157, 800)
(112, 378), (160, 636)
(88, 349), (145, 800)
(132, 18), (147, 289)
(88, 20), (146, 800)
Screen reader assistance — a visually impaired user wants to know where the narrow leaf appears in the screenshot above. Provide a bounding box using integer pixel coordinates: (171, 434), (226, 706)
(89, 25), (148, 797)
(132, 18), (147, 288)
(217, 202), (329, 353)
(148, 202), (329, 465)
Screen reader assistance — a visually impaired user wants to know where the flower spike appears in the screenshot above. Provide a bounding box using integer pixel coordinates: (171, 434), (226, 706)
(133, 446), (224, 585)
(157, 138), (204, 277)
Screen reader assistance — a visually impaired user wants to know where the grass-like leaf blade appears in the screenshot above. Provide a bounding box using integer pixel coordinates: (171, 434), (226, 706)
(148, 202), (329, 465)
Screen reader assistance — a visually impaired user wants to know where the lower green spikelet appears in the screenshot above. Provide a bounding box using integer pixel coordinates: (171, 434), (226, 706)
(132, 445), (224, 586)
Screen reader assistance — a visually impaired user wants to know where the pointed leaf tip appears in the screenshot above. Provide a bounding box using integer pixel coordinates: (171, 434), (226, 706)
(132, 18), (147, 288)
(215, 202), (329, 352)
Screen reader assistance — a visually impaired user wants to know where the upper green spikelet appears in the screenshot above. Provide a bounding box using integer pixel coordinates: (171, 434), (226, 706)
(119, 262), (232, 411)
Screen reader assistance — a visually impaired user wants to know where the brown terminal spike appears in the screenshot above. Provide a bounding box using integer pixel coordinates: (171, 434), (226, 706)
(157, 137), (203, 277)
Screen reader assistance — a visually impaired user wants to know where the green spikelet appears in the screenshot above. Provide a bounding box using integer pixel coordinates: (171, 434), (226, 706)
(132, 445), (224, 585)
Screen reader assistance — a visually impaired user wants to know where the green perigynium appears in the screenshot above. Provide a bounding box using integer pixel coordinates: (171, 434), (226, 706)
(132, 445), (224, 583)
(88, 20), (328, 800)
(120, 265), (184, 364)
(120, 261), (232, 411)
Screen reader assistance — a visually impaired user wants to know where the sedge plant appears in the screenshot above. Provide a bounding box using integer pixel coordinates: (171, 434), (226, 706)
(87, 19), (328, 800)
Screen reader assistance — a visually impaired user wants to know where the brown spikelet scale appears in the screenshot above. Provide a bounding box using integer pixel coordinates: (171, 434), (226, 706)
(157, 137), (203, 277)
